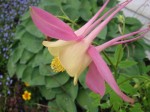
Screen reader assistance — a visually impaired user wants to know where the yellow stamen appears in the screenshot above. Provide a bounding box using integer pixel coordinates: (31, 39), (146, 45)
(51, 57), (65, 73)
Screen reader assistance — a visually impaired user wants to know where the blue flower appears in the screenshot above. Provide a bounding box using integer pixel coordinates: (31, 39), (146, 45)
(0, 74), (3, 79)
(0, 0), (40, 61)
(7, 90), (11, 95)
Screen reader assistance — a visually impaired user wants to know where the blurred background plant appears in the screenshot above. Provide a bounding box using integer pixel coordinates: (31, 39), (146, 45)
(0, 0), (45, 111)
(0, 0), (150, 111)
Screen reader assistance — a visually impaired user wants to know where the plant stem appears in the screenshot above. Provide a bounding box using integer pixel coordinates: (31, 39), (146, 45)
(57, 6), (80, 28)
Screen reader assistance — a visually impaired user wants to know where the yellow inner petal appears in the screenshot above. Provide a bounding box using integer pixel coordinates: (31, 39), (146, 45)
(43, 40), (75, 56)
(59, 41), (91, 85)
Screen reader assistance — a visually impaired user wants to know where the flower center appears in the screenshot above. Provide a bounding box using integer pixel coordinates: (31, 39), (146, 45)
(51, 57), (65, 73)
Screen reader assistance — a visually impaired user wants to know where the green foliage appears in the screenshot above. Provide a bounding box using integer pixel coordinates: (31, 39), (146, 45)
(7, 0), (150, 111)
(77, 89), (99, 112)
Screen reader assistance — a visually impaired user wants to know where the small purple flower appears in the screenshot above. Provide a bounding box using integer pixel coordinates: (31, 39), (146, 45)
(0, 75), (3, 79)
(7, 90), (11, 95)
(7, 77), (10, 81)
(10, 79), (13, 84)
(6, 82), (9, 86)
(4, 33), (8, 38)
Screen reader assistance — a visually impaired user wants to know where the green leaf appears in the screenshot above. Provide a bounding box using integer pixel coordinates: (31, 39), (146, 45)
(56, 93), (77, 112)
(125, 17), (142, 31)
(22, 66), (45, 86)
(88, 0), (98, 13)
(42, 48), (53, 64)
(64, 0), (80, 8)
(133, 42), (146, 59)
(63, 80), (78, 101)
(32, 48), (52, 67)
(25, 18), (44, 38)
(45, 5), (62, 16)
(146, 65), (150, 73)
(20, 49), (34, 64)
(125, 42), (146, 60)
(76, 89), (98, 112)
(39, 64), (57, 76)
(129, 103), (143, 112)
(118, 60), (137, 68)
(32, 51), (45, 67)
(63, 6), (79, 20)
(42, 0), (63, 16)
(22, 66), (33, 83)
(107, 0), (118, 7)
(119, 109), (126, 112)
(45, 72), (69, 88)
(100, 102), (111, 109)
(14, 25), (26, 40)
(107, 20), (119, 38)
(7, 57), (16, 77)
(16, 64), (26, 79)
(97, 26), (107, 40)
(39, 86), (56, 100)
(89, 92), (101, 107)
(110, 91), (123, 111)
(79, 0), (92, 21)
(117, 75), (136, 94)
(20, 11), (30, 21)
(79, 68), (88, 89)
(48, 101), (64, 112)
(125, 17), (142, 26)
(40, 0), (62, 10)
(21, 32), (43, 53)
(20, 18), (31, 27)
(30, 68), (45, 86)
(121, 65), (140, 76)
(11, 44), (24, 63)
(62, 0), (80, 20)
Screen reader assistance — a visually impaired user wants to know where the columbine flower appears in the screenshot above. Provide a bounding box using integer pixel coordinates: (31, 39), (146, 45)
(30, 0), (150, 103)
(22, 90), (31, 101)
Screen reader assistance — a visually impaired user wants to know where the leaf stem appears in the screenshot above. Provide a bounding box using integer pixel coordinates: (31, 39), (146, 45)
(57, 6), (80, 28)
(57, 16), (79, 28)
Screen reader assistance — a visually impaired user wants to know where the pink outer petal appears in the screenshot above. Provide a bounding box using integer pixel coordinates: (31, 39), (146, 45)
(86, 62), (105, 96)
(30, 6), (77, 41)
(88, 46), (134, 103)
